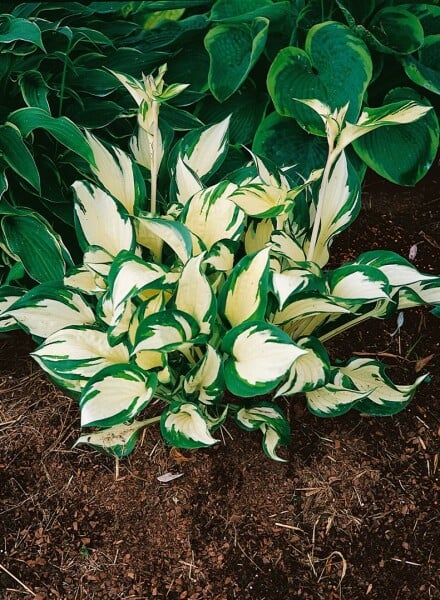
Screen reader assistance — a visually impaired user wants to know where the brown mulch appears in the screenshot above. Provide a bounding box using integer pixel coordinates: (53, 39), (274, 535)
(0, 163), (439, 599)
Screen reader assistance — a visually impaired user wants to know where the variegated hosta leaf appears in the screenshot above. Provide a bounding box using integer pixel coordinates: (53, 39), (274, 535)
(305, 371), (370, 417)
(135, 215), (192, 264)
(160, 401), (219, 449)
(179, 117), (230, 179)
(103, 250), (170, 338)
(340, 358), (429, 416)
(175, 254), (215, 335)
(398, 279), (440, 310)
(354, 250), (438, 287)
(6, 282), (95, 338)
(0, 286), (24, 331)
(184, 345), (223, 404)
(32, 326), (130, 393)
(205, 240), (236, 272)
(272, 266), (325, 310)
(64, 266), (105, 295)
(307, 152), (360, 267)
(98, 294), (134, 346)
(85, 132), (145, 215)
(83, 246), (114, 279)
(199, 404), (228, 431)
(73, 181), (135, 256)
(130, 124), (164, 173)
(276, 336), (330, 397)
(222, 321), (307, 397)
(128, 294), (167, 346)
(174, 156), (203, 205)
(328, 264), (391, 307)
(80, 363), (157, 428)
(74, 419), (148, 457)
(272, 295), (350, 327)
(220, 247), (271, 327)
(181, 181), (244, 252)
(270, 230), (306, 264)
(245, 219), (275, 254)
(234, 401), (290, 462)
(133, 310), (199, 354)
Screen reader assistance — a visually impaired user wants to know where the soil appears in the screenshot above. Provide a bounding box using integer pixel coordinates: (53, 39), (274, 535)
(0, 164), (439, 600)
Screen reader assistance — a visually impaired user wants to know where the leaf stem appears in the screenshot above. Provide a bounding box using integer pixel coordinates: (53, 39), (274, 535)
(150, 99), (160, 214)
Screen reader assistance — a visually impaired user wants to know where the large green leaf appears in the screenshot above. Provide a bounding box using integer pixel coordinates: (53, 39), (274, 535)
(353, 88), (439, 185)
(205, 17), (269, 101)
(18, 70), (50, 112)
(401, 35), (440, 95)
(368, 7), (424, 55)
(267, 22), (372, 135)
(0, 16), (44, 50)
(0, 124), (40, 191)
(1, 213), (71, 283)
(8, 108), (95, 165)
(253, 111), (328, 180)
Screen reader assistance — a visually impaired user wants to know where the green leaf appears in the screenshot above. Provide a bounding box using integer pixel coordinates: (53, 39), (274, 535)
(368, 7), (424, 55)
(267, 22), (372, 135)
(1, 213), (71, 283)
(184, 345), (224, 405)
(6, 282), (95, 338)
(222, 321), (306, 397)
(160, 401), (219, 449)
(340, 358), (428, 416)
(234, 401), (290, 462)
(32, 326), (130, 393)
(352, 88), (439, 185)
(205, 17), (269, 101)
(73, 180), (135, 256)
(402, 35), (440, 95)
(8, 108), (95, 165)
(0, 16), (44, 50)
(0, 124), (40, 191)
(211, 0), (274, 21)
(219, 247), (270, 327)
(18, 70), (50, 112)
(80, 364), (157, 428)
(253, 111), (328, 180)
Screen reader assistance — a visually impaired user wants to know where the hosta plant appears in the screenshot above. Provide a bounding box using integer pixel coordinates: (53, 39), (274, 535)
(2, 70), (439, 462)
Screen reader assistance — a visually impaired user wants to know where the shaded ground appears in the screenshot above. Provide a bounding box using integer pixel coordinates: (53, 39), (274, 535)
(0, 164), (439, 599)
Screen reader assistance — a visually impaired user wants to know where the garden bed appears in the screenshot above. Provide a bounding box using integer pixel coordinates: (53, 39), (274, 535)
(0, 164), (439, 599)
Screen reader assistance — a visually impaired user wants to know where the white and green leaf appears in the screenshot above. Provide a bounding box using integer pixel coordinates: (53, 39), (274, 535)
(340, 357), (429, 415)
(32, 326), (130, 392)
(305, 371), (370, 417)
(80, 363), (157, 428)
(133, 309), (199, 354)
(328, 264), (391, 306)
(184, 345), (223, 404)
(179, 117), (230, 179)
(160, 401), (219, 449)
(74, 419), (150, 457)
(73, 181), (135, 256)
(220, 247), (271, 327)
(175, 253), (216, 335)
(6, 282), (95, 338)
(0, 286), (24, 331)
(222, 321), (307, 397)
(276, 336), (330, 396)
(135, 215), (192, 264)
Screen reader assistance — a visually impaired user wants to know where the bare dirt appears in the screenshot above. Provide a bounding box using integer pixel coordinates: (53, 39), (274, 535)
(0, 164), (439, 599)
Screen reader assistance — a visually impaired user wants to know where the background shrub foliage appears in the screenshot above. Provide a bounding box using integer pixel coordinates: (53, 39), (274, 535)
(0, 1), (439, 459)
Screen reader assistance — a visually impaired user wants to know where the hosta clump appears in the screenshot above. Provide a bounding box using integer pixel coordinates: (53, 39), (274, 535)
(2, 70), (440, 462)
